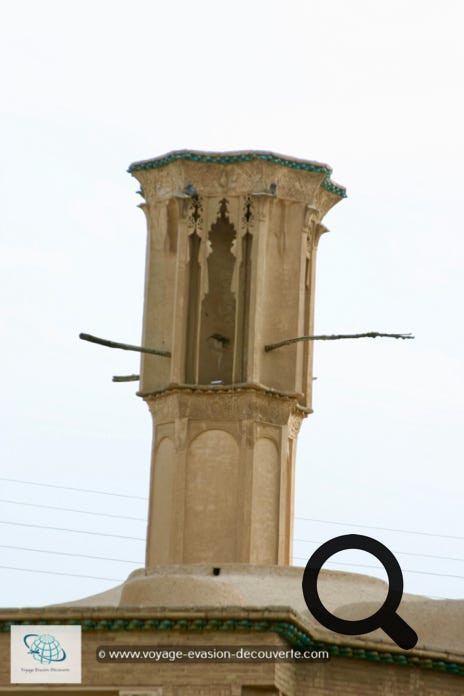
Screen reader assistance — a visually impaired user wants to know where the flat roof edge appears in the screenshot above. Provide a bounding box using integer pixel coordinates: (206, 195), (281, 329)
(128, 150), (346, 199)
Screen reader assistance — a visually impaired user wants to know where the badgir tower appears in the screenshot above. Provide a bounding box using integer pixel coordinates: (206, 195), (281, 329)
(1, 151), (463, 695)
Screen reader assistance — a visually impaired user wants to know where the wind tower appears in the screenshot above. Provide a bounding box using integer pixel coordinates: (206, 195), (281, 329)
(128, 151), (345, 568)
(4, 153), (456, 696)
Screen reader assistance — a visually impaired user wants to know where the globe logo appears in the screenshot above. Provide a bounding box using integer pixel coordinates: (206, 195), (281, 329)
(23, 633), (67, 664)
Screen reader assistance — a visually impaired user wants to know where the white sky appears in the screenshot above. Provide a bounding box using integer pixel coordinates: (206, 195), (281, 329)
(1, 0), (464, 607)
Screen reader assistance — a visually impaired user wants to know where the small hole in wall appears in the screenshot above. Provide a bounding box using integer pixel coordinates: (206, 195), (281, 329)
(213, 567), (221, 576)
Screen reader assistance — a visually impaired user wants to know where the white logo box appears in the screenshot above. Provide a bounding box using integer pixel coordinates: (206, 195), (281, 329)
(10, 625), (81, 684)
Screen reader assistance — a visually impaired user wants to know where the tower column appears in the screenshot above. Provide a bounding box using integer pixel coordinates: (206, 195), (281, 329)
(145, 389), (305, 566)
(129, 150), (345, 567)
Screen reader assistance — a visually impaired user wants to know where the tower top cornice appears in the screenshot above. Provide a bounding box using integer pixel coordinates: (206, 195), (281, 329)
(128, 149), (346, 201)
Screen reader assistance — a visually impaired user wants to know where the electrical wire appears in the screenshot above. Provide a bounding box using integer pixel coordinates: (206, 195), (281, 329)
(293, 557), (464, 580)
(1, 481), (462, 583)
(0, 544), (141, 565)
(0, 565), (123, 581)
(0, 477), (147, 500)
(1, 478), (458, 540)
(0, 520), (144, 541)
(295, 516), (464, 542)
(293, 538), (464, 564)
(0, 498), (146, 522)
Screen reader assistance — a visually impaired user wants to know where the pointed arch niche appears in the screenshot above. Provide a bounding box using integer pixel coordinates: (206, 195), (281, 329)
(184, 197), (253, 385)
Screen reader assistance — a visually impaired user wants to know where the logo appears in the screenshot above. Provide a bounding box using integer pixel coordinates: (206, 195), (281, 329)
(10, 625), (81, 684)
(23, 633), (67, 664)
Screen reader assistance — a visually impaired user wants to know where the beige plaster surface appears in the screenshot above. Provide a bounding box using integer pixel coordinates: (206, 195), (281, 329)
(56, 563), (464, 660)
(134, 152), (345, 570)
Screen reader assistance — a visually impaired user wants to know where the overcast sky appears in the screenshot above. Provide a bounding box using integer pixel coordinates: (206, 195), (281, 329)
(1, 0), (464, 608)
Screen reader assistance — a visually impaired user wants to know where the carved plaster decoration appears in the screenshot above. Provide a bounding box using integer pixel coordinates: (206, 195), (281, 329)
(314, 222), (329, 247)
(185, 196), (211, 300)
(214, 196), (242, 233)
(217, 197), (229, 219)
(187, 196), (203, 235)
(132, 157), (344, 209)
(277, 171), (317, 203)
(303, 206), (319, 245)
(304, 226), (315, 286)
(197, 197), (239, 302)
(199, 198), (222, 302)
(303, 206), (321, 287)
(140, 162), (183, 200)
(230, 195), (255, 296)
(250, 194), (271, 223)
(213, 199), (232, 266)
(287, 412), (304, 440)
(218, 167), (239, 193)
(240, 195), (255, 235)
(210, 198), (241, 298)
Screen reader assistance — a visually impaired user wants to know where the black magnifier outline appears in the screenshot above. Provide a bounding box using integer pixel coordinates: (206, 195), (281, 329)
(302, 534), (418, 650)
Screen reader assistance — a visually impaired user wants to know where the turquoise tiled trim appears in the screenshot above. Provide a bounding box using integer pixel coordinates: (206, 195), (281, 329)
(1, 617), (461, 675)
(128, 151), (347, 198)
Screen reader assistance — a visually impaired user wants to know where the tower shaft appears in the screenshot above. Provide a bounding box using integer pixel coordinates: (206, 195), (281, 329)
(129, 151), (345, 565)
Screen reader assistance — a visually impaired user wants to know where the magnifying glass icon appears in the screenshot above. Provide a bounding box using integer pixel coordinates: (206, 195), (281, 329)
(302, 534), (418, 650)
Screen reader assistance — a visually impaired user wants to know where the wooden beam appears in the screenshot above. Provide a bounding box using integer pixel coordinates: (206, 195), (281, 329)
(265, 332), (414, 352)
(79, 333), (171, 358)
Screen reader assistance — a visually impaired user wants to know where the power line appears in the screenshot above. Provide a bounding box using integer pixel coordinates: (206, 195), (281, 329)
(0, 477), (147, 500)
(295, 517), (464, 542)
(294, 538), (464, 564)
(0, 544), (142, 565)
(0, 565), (123, 582)
(0, 520), (145, 541)
(293, 557), (464, 580)
(0, 498), (146, 522)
